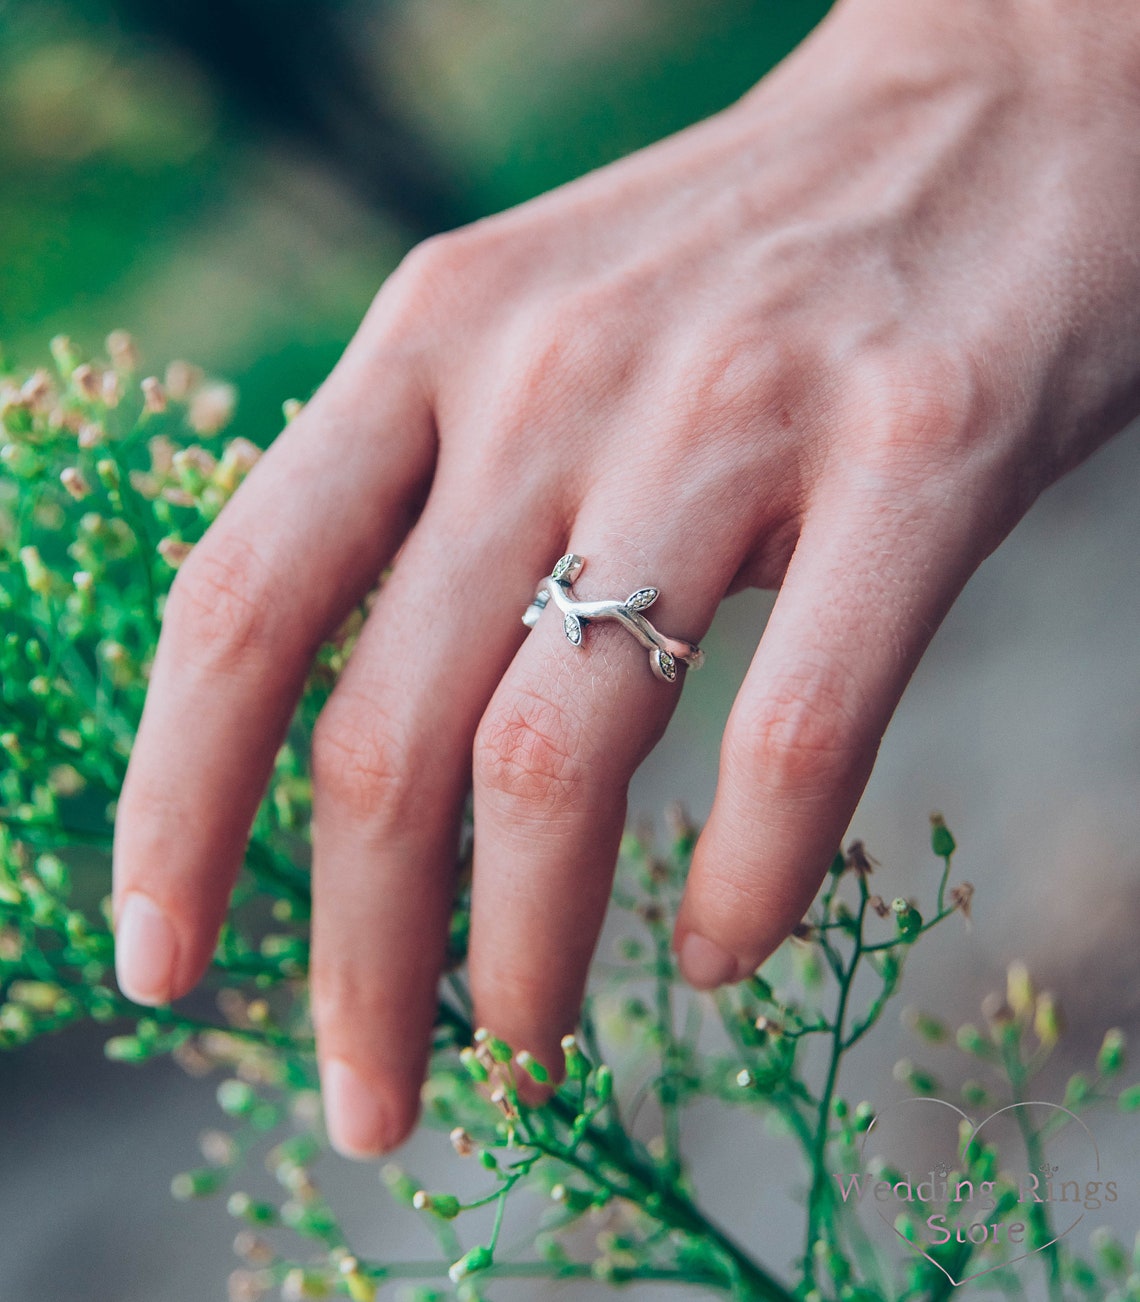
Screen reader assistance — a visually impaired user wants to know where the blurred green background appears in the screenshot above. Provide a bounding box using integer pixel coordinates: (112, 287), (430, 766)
(6, 7), (1140, 1302)
(0, 0), (831, 439)
(0, 6), (837, 1299)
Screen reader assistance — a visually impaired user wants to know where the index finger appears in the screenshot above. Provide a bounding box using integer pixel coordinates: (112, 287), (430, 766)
(112, 347), (435, 1006)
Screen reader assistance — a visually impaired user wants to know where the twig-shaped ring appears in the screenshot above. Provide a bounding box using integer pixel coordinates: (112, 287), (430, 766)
(522, 553), (705, 683)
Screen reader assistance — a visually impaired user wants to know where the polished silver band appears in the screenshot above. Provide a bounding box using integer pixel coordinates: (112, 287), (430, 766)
(522, 553), (704, 683)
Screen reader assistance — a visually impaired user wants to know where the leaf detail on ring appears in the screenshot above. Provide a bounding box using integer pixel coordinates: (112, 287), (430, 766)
(653, 648), (677, 681)
(563, 613), (583, 646)
(552, 554), (576, 582)
(625, 587), (658, 612)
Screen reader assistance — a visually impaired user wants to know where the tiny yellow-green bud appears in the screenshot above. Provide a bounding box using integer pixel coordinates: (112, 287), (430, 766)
(1098, 1028), (1126, 1077)
(0, 1003), (34, 1040)
(1117, 1084), (1140, 1113)
(171, 1167), (224, 1199)
(904, 1007), (947, 1043)
(551, 1182), (594, 1213)
(1033, 992), (1064, 1047)
(104, 1034), (149, 1062)
(930, 813), (956, 859)
(561, 1032), (590, 1080)
(227, 1192), (279, 1223)
(1092, 1227), (1128, 1277)
(380, 1163), (419, 1207)
(449, 1245), (492, 1284)
(459, 1045), (489, 1082)
(893, 1058), (938, 1095)
(19, 546), (51, 596)
(961, 1080), (989, 1108)
(95, 458), (120, 491)
(593, 1064), (613, 1104)
(1007, 961), (1035, 1018)
(281, 1267), (331, 1300)
(894, 1212), (917, 1242)
(891, 898), (922, 941)
(35, 854), (69, 895)
(8, 980), (65, 1012)
(486, 1036), (512, 1064)
(338, 1257), (376, 1302)
(50, 335), (80, 377)
(217, 1078), (257, 1116)
(413, 1190), (460, 1219)
(1063, 1072), (1092, 1109)
(514, 1049), (549, 1082)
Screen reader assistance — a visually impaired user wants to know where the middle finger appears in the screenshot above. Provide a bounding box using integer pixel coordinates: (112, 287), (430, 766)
(468, 497), (744, 1074)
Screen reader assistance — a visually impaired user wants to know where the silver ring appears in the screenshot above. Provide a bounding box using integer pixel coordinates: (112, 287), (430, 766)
(521, 553), (705, 683)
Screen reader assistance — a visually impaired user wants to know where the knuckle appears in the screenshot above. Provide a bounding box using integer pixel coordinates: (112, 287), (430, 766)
(311, 697), (415, 826)
(380, 230), (490, 329)
(676, 330), (816, 436)
(474, 691), (587, 815)
(479, 286), (637, 429)
(165, 537), (277, 674)
(854, 351), (983, 467)
(727, 664), (870, 798)
(309, 963), (397, 1038)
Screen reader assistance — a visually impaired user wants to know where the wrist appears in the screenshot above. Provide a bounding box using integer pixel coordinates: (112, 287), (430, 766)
(821, 0), (1140, 112)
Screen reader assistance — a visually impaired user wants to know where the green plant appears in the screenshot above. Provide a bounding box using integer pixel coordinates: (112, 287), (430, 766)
(1, 336), (1137, 1302)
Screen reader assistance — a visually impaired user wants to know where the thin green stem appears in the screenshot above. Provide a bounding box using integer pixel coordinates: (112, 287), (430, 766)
(1006, 1048), (1064, 1302)
(802, 878), (869, 1289)
(936, 853), (952, 915)
(863, 907), (956, 953)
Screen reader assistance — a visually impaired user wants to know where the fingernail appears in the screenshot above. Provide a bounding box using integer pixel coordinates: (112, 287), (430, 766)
(322, 1058), (391, 1159)
(678, 932), (743, 990)
(115, 891), (178, 1005)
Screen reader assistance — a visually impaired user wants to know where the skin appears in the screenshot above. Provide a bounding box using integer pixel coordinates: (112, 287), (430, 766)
(112, 0), (1140, 1156)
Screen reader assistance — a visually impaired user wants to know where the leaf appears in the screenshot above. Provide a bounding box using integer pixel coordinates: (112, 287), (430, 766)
(552, 554), (578, 582)
(653, 648), (677, 682)
(625, 587), (658, 612)
(563, 613), (583, 646)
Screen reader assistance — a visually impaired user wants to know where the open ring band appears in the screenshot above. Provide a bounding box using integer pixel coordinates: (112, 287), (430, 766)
(521, 553), (705, 683)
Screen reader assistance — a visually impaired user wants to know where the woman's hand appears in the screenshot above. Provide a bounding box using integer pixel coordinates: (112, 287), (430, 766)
(111, 0), (1140, 1156)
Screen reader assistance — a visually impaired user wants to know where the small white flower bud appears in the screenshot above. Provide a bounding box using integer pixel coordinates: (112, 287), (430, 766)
(148, 434), (175, 475)
(60, 466), (91, 500)
(129, 470), (160, 499)
(106, 330), (139, 372)
(165, 359), (203, 401)
(189, 382), (236, 436)
(72, 365), (101, 402)
(141, 375), (167, 413)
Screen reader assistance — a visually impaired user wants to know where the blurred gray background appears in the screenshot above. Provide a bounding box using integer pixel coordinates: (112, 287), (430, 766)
(2, 1), (1138, 1298)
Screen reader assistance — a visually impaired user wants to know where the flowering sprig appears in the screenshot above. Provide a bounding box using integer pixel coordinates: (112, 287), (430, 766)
(1, 339), (1134, 1302)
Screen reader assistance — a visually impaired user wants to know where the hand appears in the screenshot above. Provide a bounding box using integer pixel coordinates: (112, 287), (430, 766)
(112, 0), (1140, 1156)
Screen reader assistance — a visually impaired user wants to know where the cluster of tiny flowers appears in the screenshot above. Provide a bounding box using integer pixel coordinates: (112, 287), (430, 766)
(4, 337), (1139, 1302)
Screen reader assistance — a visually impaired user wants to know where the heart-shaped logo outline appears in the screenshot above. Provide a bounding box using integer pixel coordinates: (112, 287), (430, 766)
(858, 1096), (1099, 1288)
